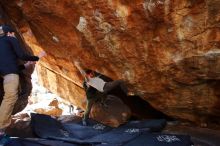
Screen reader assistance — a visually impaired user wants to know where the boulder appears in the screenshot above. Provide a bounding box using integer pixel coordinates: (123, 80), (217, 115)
(91, 95), (131, 127)
(0, 0), (219, 125)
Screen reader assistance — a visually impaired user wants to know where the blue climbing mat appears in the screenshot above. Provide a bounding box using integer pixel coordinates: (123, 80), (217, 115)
(30, 114), (193, 146)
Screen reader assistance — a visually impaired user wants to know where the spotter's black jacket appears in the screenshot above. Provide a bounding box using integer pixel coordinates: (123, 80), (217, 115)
(0, 35), (39, 75)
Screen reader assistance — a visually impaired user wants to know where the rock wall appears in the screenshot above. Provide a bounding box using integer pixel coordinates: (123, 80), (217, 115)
(1, 0), (219, 125)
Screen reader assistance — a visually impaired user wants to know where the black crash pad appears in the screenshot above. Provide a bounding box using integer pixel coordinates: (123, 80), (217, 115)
(124, 133), (193, 146)
(122, 119), (166, 132)
(31, 114), (192, 146)
(31, 114), (100, 145)
(7, 138), (79, 146)
(63, 122), (112, 140)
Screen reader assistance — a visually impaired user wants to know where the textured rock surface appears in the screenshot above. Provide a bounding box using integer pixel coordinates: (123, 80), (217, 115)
(90, 95), (131, 127)
(0, 0), (219, 125)
(34, 99), (63, 117)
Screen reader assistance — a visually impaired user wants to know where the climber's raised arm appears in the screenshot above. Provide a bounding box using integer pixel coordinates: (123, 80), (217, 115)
(74, 61), (88, 81)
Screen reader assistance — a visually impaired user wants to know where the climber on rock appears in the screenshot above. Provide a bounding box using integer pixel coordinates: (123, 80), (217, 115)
(74, 61), (129, 126)
(0, 25), (46, 145)
(82, 77), (106, 126)
(74, 61), (128, 96)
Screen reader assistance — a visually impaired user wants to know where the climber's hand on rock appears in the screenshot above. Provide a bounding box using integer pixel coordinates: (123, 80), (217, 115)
(24, 61), (36, 68)
(38, 51), (47, 58)
(74, 60), (81, 68)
